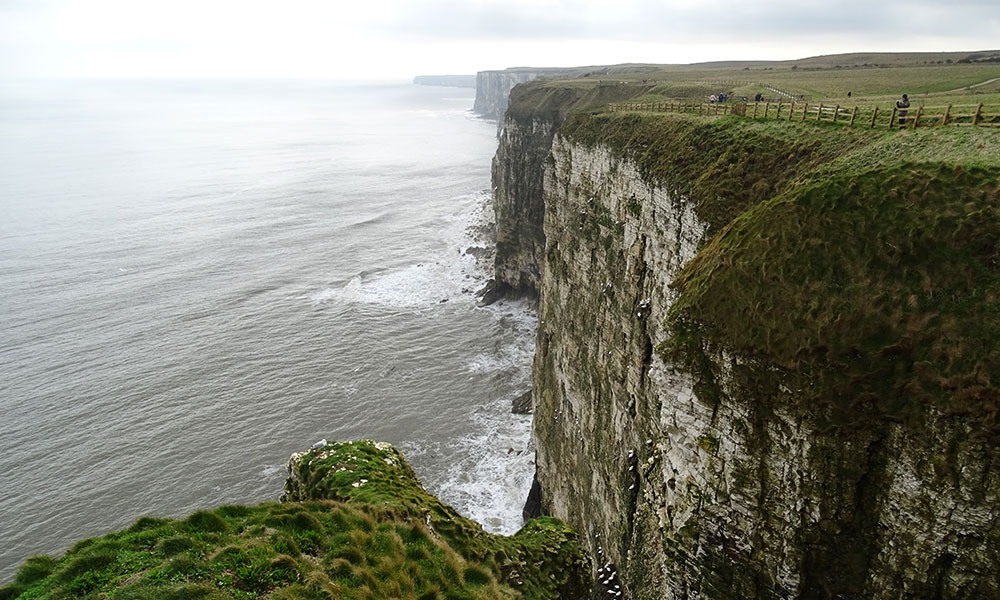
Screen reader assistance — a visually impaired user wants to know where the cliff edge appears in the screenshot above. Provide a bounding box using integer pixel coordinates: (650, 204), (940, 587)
(496, 78), (1000, 598)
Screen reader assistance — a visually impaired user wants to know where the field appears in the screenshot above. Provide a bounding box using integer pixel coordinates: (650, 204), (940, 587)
(534, 50), (1000, 109)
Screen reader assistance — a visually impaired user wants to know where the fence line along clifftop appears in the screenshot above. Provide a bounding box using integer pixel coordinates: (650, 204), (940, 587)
(608, 100), (1000, 129)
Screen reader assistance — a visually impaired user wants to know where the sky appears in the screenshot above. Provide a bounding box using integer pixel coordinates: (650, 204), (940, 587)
(1, 0), (997, 80)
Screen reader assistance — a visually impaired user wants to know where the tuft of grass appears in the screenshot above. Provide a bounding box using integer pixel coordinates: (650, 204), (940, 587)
(11, 556), (58, 587)
(184, 511), (229, 534)
(157, 535), (199, 557)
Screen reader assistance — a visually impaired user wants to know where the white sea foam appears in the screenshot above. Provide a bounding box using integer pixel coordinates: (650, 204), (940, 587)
(309, 192), (492, 309)
(345, 190), (536, 536)
(258, 464), (284, 478)
(439, 410), (536, 534)
(466, 303), (538, 375)
(440, 298), (538, 534)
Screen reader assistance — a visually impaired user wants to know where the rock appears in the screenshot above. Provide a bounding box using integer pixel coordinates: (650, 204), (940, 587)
(511, 390), (533, 414)
(476, 279), (502, 306)
(464, 245), (490, 258)
(522, 468), (544, 521)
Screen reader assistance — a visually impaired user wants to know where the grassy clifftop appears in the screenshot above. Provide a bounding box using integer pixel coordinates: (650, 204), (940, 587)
(0, 441), (589, 600)
(561, 109), (1000, 444)
(561, 111), (999, 233)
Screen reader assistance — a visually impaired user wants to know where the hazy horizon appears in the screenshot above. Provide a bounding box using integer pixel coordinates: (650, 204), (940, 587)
(2, 0), (997, 81)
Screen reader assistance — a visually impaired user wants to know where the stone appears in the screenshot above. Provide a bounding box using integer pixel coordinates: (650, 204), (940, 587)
(512, 390), (533, 414)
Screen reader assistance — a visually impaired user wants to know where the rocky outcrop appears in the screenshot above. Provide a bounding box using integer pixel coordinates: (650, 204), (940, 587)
(502, 103), (1000, 598)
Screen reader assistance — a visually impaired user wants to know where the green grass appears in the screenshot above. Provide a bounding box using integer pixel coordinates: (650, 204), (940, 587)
(0, 442), (590, 600)
(561, 111), (1000, 230)
(662, 163), (1000, 440)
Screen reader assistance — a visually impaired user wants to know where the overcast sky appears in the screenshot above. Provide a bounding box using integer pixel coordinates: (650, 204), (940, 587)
(1, 0), (997, 80)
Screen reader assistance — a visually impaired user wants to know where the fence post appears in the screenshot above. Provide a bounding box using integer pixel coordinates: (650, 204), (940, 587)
(973, 103), (983, 126)
(912, 106), (922, 129)
(834, 105), (841, 123)
(776, 102), (782, 119)
(942, 104), (951, 125)
(788, 101), (794, 121)
(889, 106), (897, 128)
(816, 103), (823, 121)
(849, 106), (857, 126)
(752, 102), (758, 118)
(870, 106), (878, 128)
(764, 101), (770, 118)
(801, 104), (807, 122)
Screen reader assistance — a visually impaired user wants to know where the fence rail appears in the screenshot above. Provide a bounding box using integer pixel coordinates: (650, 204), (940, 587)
(608, 100), (1000, 129)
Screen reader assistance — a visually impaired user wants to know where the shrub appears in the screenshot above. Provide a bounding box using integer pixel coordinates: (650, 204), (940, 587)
(183, 511), (228, 533)
(13, 555), (58, 587)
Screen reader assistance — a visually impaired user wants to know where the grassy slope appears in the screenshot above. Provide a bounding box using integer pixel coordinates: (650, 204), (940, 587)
(0, 442), (589, 600)
(561, 109), (1000, 443)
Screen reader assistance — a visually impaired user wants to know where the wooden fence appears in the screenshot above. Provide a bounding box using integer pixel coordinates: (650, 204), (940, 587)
(608, 100), (1000, 129)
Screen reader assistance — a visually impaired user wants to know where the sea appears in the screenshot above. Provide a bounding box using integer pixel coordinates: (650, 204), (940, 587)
(0, 79), (536, 582)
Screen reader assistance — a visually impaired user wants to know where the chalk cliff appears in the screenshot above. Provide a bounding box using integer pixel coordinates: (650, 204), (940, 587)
(490, 80), (656, 298)
(474, 65), (661, 121)
(474, 68), (568, 120)
(493, 82), (1000, 598)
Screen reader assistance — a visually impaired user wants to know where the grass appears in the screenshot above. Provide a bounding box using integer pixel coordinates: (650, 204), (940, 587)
(663, 163), (1000, 439)
(518, 54), (1000, 105)
(0, 442), (590, 600)
(561, 111), (1000, 229)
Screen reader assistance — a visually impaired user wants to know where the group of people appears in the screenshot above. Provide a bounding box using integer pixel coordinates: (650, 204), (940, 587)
(709, 92), (767, 103)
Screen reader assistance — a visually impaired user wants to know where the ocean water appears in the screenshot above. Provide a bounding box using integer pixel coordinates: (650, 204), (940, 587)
(0, 79), (535, 582)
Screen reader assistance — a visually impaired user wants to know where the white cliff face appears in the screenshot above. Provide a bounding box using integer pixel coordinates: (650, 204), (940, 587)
(474, 71), (546, 120)
(531, 136), (1000, 599)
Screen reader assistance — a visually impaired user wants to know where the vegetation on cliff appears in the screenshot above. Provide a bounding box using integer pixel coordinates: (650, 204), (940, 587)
(561, 108), (1000, 445)
(0, 441), (589, 600)
(666, 162), (1000, 440)
(560, 111), (999, 234)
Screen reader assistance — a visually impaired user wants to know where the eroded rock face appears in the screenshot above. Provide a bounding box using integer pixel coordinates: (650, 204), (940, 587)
(474, 70), (541, 120)
(530, 137), (1000, 599)
(491, 116), (556, 298)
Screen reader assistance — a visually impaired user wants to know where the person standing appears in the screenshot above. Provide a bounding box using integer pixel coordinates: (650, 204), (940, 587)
(896, 94), (910, 125)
